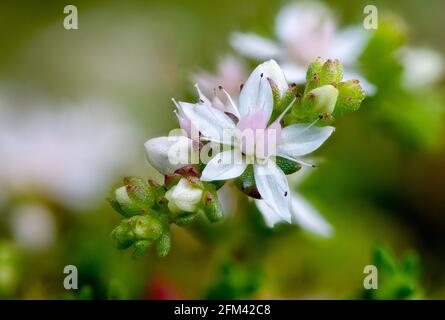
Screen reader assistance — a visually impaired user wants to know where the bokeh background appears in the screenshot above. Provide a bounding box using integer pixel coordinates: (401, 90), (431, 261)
(0, 0), (444, 299)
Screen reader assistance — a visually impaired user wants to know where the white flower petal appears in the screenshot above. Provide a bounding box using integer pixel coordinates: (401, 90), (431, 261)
(255, 198), (286, 227)
(275, 2), (334, 47)
(253, 161), (291, 222)
(238, 61), (277, 120)
(330, 26), (370, 66)
(261, 59), (289, 96)
(290, 191), (333, 237)
(179, 102), (236, 145)
(230, 32), (282, 60)
(275, 2), (335, 62)
(277, 123), (334, 158)
(165, 178), (203, 213)
(144, 136), (194, 174)
(281, 62), (307, 83)
(201, 150), (247, 181)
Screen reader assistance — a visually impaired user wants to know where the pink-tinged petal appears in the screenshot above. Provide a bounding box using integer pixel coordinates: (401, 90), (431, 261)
(238, 68), (273, 121)
(230, 32), (283, 60)
(179, 101), (236, 145)
(211, 96), (226, 112)
(261, 121), (282, 158)
(253, 161), (291, 222)
(275, 2), (335, 63)
(175, 112), (192, 137)
(237, 110), (269, 131)
(201, 150), (247, 181)
(238, 60), (288, 120)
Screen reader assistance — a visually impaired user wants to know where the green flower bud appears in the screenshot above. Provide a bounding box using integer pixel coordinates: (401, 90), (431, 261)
(320, 59), (343, 85)
(333, 80), (366, 117)
(109, 177), (158, 218)
(109, 186), (141, 218)
(131, 215), (163, 241)
(110, 222), (134, 249)
(124, 177), (155, 209)
(155, 232), (171, 257)
(305, 85), (339, 115)
(165, 178), (203, 214)
(274, 83), (299, 119)
(267, 77), (281, 107)
(174, 213), (198, 226)
(147, 180), (167, 208)
(202, 191), (224, 222)
(132, 240), (151, 259)
(306, 57), (323, 82)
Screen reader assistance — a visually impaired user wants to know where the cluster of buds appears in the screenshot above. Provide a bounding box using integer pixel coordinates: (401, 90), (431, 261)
(283, 58), (365, 124)
(108, 167), (224, 258)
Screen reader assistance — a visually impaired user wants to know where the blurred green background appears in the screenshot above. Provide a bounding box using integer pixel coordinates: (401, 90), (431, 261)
(0, 0), (444, 299)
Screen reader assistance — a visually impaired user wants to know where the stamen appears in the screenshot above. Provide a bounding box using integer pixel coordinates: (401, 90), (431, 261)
(275, 97), (296, 123)
(218, 86), (240, 117)
(171, 98), (182, 113)
(278, 154), (316, 168)
(194, 83), (209, 104)
(298, 118), (320, 135)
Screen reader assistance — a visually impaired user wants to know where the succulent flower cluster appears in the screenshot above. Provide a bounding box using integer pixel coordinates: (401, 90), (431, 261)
(285, 57), (365, 124)
(108, 58), (365, 258)
(109, 172), (224, 258)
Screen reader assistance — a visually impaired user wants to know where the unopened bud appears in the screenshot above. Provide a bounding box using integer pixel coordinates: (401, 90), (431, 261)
(165, 178), (203, 214)
(306, 57), (323, 82)
(110, 221), (134, 249)
(155, 232), (171, 257)
(320, 59), (343, 85)
(202, 191), (224, 222)
(333, 80), (366, 116)
(109, 177), (159, 218)
(132, 240), (151, 259)
(174, 213), (198, 226)
(131, 215), (163, 241)
(109, 186), (141, 218)
(124, 177), (155, 209)
(305, 85), (339, 114)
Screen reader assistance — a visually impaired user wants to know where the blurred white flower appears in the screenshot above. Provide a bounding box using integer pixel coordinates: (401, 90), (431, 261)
(400, 47), (444, 89)
(192, 55), (247, 99)
(10, 203), (56, 251)
(230, 1), (375, 94)
(0, 98), (140, 210)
